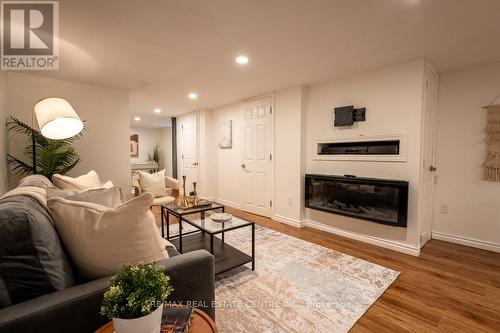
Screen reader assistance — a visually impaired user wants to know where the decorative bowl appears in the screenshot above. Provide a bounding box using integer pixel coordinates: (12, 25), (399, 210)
(210, 213), (233, 222)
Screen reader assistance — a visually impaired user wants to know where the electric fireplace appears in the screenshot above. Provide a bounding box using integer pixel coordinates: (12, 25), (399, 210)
(305, 174), (409, 227)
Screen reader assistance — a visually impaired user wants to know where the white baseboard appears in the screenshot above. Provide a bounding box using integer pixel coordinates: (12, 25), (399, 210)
(303, 219), (421, 257)
(208, 197), (241, 209)
(206, 198), (420, 256)
(431, 232), (500, 253)
(272, 214), (305, 228)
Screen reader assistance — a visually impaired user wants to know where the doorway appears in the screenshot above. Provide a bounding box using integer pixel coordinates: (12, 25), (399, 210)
(177, 112), (199, 193)
(420, 65), (438, 246)
(240, 97), (274, 217)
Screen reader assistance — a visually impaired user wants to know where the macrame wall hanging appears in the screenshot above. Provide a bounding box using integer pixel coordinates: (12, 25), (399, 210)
(483, 93), (500, 182)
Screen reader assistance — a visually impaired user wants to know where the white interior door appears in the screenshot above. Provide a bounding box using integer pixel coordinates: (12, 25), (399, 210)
(240, 98), (273, 217)
(421, 67), (438, 246)
(178, 113), (198, 193)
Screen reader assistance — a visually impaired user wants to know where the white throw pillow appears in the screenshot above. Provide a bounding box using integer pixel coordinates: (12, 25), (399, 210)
(139, 169), (167, 197)
(103, 180), (114, 189)
(52, 170), (102, 191)
(46, 186), (122, 208)
(47, 193), (169, 280)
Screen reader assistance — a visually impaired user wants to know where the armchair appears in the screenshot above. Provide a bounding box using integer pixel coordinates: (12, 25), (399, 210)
(132, 174), (180, 206)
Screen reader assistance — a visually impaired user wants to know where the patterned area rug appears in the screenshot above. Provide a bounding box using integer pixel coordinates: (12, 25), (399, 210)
(213, 225), (399, 333)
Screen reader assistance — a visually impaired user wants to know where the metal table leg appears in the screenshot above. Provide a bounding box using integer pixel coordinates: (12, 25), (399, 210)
(251, 223), (255, 271)
(166, 211), (170, 240)
(221, 207), (225, 243)
(161, 207), (165, 238)
(200, 211), (206, 236)
(221, 222), (225, 244)
(210, 234), (214, 254)
(179, 218), (183, 253)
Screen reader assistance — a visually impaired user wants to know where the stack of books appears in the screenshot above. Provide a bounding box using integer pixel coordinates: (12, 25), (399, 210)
(160, 305), (193, 333)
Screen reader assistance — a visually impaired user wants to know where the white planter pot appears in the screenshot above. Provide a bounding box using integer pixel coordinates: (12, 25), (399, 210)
(113, 306), (163, 333)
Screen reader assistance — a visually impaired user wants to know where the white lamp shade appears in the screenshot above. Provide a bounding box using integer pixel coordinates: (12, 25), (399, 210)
(34, 98), (84, 140)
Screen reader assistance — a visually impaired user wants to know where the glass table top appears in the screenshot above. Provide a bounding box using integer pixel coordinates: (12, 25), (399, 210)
(163, 200), (224, 215)
(179, 213), (253, 234)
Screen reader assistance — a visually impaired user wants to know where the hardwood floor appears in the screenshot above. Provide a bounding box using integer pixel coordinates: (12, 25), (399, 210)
(152, 206), (500, 332)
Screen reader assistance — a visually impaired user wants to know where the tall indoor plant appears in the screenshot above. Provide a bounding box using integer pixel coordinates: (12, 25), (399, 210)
(101, 263), (173, 333)
(6, 116), (84, 178)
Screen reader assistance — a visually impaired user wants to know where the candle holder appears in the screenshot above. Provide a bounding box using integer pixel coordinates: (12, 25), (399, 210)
(179, 175), (190, 208)
(192, 182), (199, 206)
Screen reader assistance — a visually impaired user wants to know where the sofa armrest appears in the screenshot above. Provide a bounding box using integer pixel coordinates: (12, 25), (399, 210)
(156, 250), (215, 320)
(0, 277), (110, 333)
(0, 251), (215, 332)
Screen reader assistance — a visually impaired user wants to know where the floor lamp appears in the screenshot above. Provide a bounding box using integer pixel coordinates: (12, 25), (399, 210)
(32, 98), (84, 174)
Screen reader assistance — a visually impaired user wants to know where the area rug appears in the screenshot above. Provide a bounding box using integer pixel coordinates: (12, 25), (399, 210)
(212, 225), (399, 333)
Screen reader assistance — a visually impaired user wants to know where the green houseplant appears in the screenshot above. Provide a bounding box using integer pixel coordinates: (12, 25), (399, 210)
(147, 144), (161, 165)
(6, 116), (84, 178)
(101, 263), (173, 333)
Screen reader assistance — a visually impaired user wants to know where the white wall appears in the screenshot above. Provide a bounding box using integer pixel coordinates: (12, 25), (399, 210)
(198, 110), (211, 196)
(204, 105), (245, 206)
(200, 61), (426, 254)
(0, 71), (7, 194)
(159, 127), (173, 177)
(6, 73), (131, 190)
(130, 126), (172, 174)
(130, 127), (160, 163)
(274, 86), (307, 224)
(204, 89), (308, 221)
(432, 61), (500, 250)
(305, 60), (426, 252)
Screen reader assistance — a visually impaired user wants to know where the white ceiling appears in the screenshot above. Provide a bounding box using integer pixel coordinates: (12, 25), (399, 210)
(30, 0), (500, 120)
(129, 114), (172, 129)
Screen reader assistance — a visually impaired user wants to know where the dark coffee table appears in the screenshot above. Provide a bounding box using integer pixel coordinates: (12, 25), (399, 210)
(160, 202), (225, 239)
(161, 202), (255, 275)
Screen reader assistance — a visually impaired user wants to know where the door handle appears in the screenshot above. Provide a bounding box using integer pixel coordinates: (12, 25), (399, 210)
(241, 164), (246, 169)
(192, 162), (199, 166)
(429, 166), (437, 172)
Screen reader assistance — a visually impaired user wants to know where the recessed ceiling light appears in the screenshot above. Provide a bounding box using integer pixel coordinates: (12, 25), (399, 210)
(235, 55), (249, 65)
(154, 108), (161, 113)
(188, 92), (198, 100)
(134, 116), (141, 121)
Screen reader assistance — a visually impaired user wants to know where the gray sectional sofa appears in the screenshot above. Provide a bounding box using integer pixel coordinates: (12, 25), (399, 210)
(0, 179), (215, 333)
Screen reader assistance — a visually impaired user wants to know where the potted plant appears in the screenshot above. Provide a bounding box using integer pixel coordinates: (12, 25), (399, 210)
(6, 116), (85, 178)
(147, 144), (161, 166)
(101, 263), (174, 333)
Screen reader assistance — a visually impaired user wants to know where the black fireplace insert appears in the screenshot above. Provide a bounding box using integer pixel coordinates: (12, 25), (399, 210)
(305, 174), (408, 227)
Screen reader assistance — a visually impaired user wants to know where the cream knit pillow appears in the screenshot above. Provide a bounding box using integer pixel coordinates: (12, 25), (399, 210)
(46, 186), (122, 208)
(138, 169), (167, 197)
(52, 170), (102, 191)
(47, 193), (169, 280)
